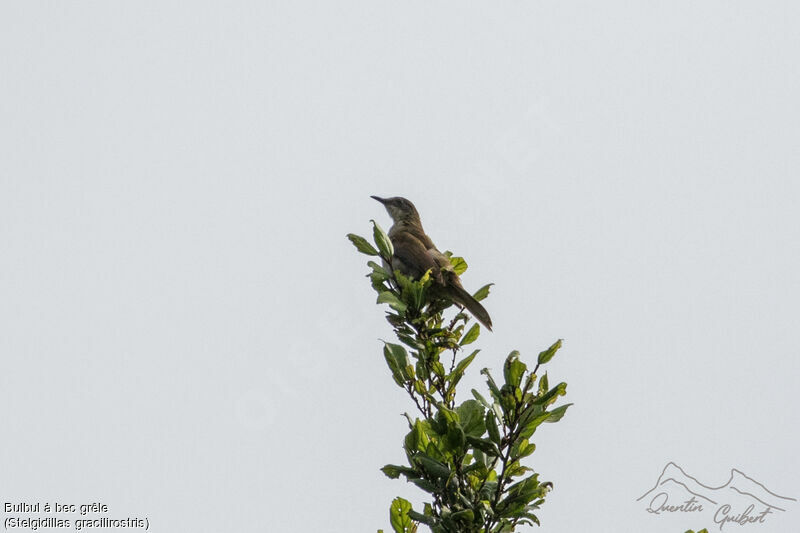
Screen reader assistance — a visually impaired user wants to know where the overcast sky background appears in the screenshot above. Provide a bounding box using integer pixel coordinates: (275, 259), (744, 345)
(2, 2), (799, 532)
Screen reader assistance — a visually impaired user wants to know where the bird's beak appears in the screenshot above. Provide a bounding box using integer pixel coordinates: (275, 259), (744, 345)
(370, 195), (387, 204)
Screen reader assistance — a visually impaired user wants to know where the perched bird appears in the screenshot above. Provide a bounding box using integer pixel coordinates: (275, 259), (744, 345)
(371, 195), (493, 331)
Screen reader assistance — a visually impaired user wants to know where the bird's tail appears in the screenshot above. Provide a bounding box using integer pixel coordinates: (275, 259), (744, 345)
(448, 283), (493, 332)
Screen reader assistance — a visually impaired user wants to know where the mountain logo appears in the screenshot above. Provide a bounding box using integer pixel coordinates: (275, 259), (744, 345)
(637, 462), (796, 530)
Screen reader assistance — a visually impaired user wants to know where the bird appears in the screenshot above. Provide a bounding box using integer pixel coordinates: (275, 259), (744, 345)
(371, 195), (493, 331)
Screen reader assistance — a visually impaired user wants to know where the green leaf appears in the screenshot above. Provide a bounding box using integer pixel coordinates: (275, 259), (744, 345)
(537, 339), (563, 365)
(471, 389), (491, 408)
(381, 464), (418, 479)
(397, 333), (423, 350)
(480, 479), (498, 500)
(424, 441), (445, 462)
(371, 220), (394, 259)
(545, 403), (572, 423)
(394, 269), (430, 310)
(503, 351), (526, 389)
(385, 313), (405, 328)
(519, 512), (540, 526)
(449, 256), (468, 275)
(383, 346), (405, 386)
(456, 399), (486, 437)
(433, 402), (459, 424)
(406, 510), (434, 526)
(448, 349), (479, 391)
(511, 438), (536, 459)
(538, 373), (548, 396)
(381, 465), (401, 479)
(466, 435), (501, 457)
(504, 476), (545, 504)
(377, 291), (407, 313)
(370, 273), (390, 290)
(472, 283), (493, 302)
(431, 360), (446, 378)
(481, 368), (502, 402)
(444, 424), (466, 452)
(460, 323), (480, 346)
(368, 260), (392, 278)
(393, 269), (413, 292)
(450, 509), (474, 522)
(347, 233), (379, 256)
(505, 461), (532, 478)
(535, 382), (568, 407)
(486, 410), (501, 444)
(404, 420), (430, 453)
(472, 448), (487, 467)
(384, 343), (411, 380)
(410, 477), (437, 494)
(415, 455), (451, 479)
(492, 401), (504, 424)
(389, 497), (414, 533)
(517, 410), (551, 440)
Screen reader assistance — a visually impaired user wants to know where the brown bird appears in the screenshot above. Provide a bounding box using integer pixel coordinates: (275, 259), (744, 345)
(371, 195), (493, 331)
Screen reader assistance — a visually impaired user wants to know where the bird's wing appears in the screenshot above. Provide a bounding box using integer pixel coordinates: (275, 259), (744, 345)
(403, 227), (451, 271)
(390, 232), (442, 282)
(428, 248), (456, 273)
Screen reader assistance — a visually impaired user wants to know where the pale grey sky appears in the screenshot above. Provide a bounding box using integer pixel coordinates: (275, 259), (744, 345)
(2, 2), (798, 532)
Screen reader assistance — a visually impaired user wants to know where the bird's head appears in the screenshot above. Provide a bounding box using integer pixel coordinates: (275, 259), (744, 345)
(371, 196), (421, 224)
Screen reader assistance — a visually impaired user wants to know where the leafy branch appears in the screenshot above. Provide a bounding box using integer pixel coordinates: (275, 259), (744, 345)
(349, 222), (571, 533)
